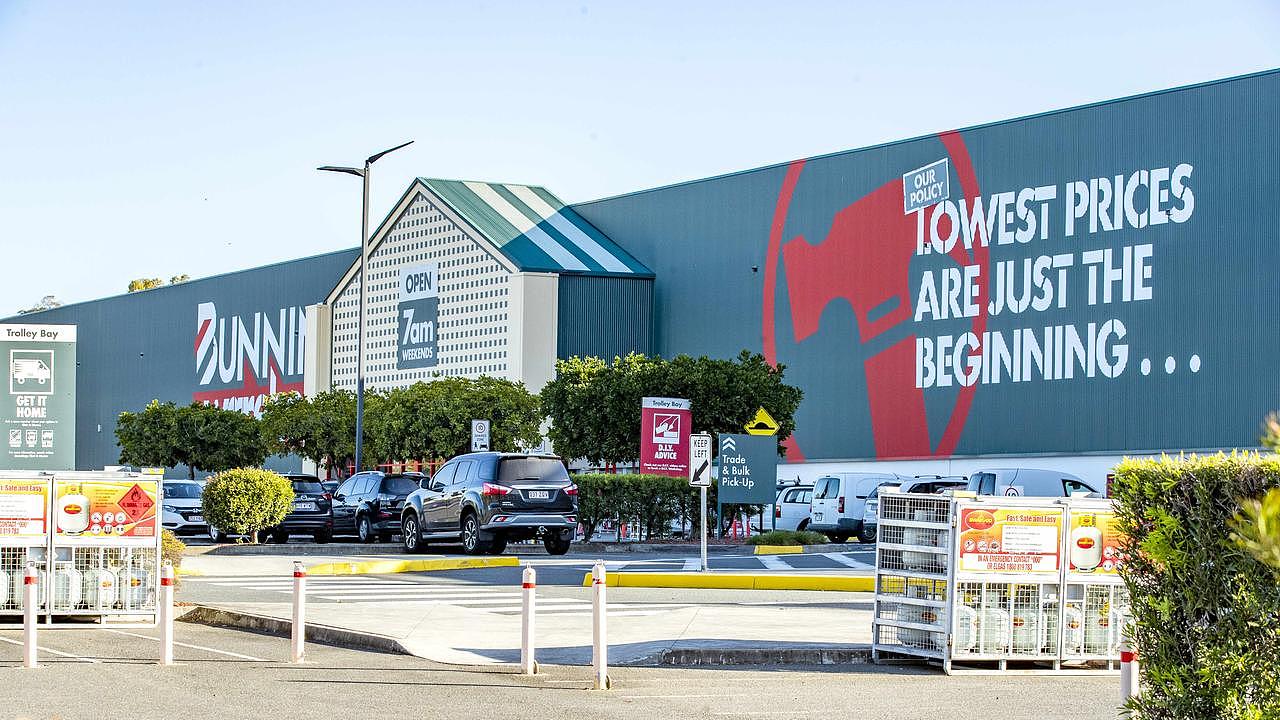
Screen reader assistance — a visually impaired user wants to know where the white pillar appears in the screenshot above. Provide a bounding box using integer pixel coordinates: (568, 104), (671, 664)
(591, 560), (609, 690)
(22, 563), (38, 669)
(291, 561), (306, 663)
(1120, 638), (1140, 708)
(159, 563), (175, 665)
(520, 566), (537, 675)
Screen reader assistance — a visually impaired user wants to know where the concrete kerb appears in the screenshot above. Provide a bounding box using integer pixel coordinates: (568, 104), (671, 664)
(181, 605), (412, 656)
(582, 572), (876, 592)
(307, 556), (520, 576)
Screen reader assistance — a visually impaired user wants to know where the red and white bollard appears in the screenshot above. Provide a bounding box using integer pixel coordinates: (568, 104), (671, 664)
(159, 563), (175, 665)
(520, 566), (537, 675)
(591, 560), (609, 690)
(1120, 639), (1140, 705)
(291, 561), (306, 663)
(22, 563), (38, 669)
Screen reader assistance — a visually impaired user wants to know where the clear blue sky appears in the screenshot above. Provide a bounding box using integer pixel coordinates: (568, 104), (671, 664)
(1, 1), (1277, 313)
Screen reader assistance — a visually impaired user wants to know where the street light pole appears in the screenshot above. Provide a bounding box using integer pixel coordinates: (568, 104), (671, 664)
(318, 140), (413, 474)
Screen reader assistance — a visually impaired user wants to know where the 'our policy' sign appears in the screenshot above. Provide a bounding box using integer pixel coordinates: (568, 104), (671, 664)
(2, 324), (76, 470)
(397, 263), (438, 369)
(639, 397), (690, 477)
(716, 433), (777, 505)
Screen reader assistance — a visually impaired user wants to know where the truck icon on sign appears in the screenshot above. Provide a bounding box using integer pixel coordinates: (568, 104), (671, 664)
(9, 350), (55, 395)
(12, 358), (51, 385)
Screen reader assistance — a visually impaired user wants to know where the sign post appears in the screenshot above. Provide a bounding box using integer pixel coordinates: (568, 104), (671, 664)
(639, 397), (691, 477)
(471, 419), (490, 452)
(717, 434), (778, 538)
(1, 324), (76, 471)
(688, 433), (712, 572)
(743, 408), (780, 529)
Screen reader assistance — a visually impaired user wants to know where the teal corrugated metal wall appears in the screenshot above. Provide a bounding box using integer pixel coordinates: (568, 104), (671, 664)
(557, 275), (653, 360)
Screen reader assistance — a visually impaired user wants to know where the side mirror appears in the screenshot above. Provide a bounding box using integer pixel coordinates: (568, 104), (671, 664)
(419, 478), (430, 490)
(334, 494), (346, 501)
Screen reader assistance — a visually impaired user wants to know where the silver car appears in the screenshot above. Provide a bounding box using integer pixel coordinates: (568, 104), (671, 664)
(161, 480), (206, 536)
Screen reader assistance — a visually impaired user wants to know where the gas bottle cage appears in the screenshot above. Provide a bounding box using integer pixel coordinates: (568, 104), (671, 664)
(871, 489), (1131, 674)
(0, 471), (161, 628)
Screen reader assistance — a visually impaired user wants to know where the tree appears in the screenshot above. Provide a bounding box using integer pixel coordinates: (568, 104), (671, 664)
(366, 376), (542, 464)
(169, 274), (190, 284)
(117, 401), (267, 479)
(260, 389), (360, 475)
(16, 295), (62, 314)
(128, 278), (164, 292)
(541, 351), (804, 465)
(116, 400), (181, 469)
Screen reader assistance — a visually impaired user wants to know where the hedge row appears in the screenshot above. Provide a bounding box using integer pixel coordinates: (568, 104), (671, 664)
(1112, 452), (1280, 719)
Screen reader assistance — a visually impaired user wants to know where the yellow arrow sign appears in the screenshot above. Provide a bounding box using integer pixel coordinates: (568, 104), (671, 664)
(744, 407), (779, 436)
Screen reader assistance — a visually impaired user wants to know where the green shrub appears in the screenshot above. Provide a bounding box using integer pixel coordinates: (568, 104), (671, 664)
(200, 467), (294, 543)
(748, 530), (828, 546)
(575, 473), (702, 541)
(160, 529), (185, 585)
(1112, 453), (1280, 719)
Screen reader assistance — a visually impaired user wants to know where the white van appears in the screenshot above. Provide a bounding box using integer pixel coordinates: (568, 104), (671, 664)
(965, 468), (1101, 497)
(809, 473), (900, 542)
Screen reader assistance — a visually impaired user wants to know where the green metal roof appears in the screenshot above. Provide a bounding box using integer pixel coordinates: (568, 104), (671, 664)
(421, 178), (653, 277)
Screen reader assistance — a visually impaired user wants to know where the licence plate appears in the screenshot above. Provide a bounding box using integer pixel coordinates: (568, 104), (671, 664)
(814, 513), (824, 522)
(528, 490), (550, 500)
(190, 515), (203, 523)
(293, 502), (317, 511)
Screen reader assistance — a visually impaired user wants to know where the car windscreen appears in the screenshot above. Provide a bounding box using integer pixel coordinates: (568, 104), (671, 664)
(498, 458), (569, 485)
(291, 480), (325, 494)
(382, 476), (421, 495)
(967, 472), (997, 494)
(163, 484), (202, 499)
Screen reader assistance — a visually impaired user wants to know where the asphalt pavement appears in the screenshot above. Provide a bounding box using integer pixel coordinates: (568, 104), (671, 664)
(0, 623), (1125, 720)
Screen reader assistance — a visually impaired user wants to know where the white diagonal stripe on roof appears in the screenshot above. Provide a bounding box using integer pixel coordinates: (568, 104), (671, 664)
(463, 181), (590, 271)
(507, 185), (632, 273)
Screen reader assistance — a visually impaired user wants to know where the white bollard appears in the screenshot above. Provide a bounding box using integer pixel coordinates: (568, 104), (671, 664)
(159, 563), (175, 665)
(591, 560), (609, 690)
(291, 561), (306, 663)
(520, 566), (537, 675)
(1120, 638), (1140, 706)
(22, 563), (38, 669)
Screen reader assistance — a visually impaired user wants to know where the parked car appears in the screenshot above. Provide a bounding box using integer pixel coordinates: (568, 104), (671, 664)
(331, 471), (422, 543)
(809, 473), (901, 542)
(861, 476), (966, 543)
(161, 480), (207, 536)
(259, 474), (335, 544)
(965, 468), (1100, 497)
(772, 482), (814, 531)
(320, 480), (341, 495)
(401, 453), (578, 556)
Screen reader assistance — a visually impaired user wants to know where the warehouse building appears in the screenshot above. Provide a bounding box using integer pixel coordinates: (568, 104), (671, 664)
(8, 69), (1278, 487)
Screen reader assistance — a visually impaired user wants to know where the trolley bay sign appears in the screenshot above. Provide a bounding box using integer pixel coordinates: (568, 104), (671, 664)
(397, 262), (439, 369)
(2, 324), (76, 471)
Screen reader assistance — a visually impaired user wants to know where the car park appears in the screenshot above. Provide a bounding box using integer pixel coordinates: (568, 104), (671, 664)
(161, 480), (206, 536)
(260, 474), (335, 543)
(965, 468), (1100, 497)
(772, 482), (814, 531)
(331, 471), (421, 543)
(401, 452), (578, 556)
(862, 476), (967, 543)
(809, 472), (901, 542)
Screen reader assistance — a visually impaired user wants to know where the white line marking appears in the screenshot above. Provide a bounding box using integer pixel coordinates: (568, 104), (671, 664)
(0, 636), (100, 663)
(682, 558), (700, 571)
(823, 552), (873, 569)
(106, 630), (267, 662)
(759, 555), (793, 570)
(712, 712), (815, 716)
(302, 588), (515, 596)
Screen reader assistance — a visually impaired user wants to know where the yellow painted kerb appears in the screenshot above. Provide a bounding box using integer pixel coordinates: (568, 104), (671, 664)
(753, 545), (805, 555)
(309, 556), (519, 576)
(583, 571), (875, 592)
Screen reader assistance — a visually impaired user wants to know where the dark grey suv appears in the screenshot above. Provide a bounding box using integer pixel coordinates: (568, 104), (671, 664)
(401, 453), (578, 555)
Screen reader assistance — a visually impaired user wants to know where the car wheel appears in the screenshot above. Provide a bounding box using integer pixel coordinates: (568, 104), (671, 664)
(485, 534), (507, 555)
(209, 526), (229, 543)
(826, 533), (849, 543)
(313, 529), (332, 544)
(274, 531), (290, 544)
(461, 513), (486, 555)
(543, 533), (571, 556)
(797, 519), (809, 532)
(357, 515), (376, 544)
(402, 513), (424, 553)
(857, 524), (877, 543)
